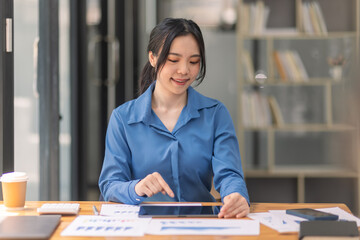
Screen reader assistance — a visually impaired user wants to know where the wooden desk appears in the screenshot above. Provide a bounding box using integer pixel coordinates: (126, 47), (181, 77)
(4, 201), (358, 240)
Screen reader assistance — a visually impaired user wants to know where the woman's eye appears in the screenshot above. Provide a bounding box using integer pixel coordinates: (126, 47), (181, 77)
(190, 61), (200, 65)
(168, 59), (178, 63)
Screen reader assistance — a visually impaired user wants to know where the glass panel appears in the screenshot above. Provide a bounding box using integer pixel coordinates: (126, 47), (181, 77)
(14, 0), (40, 200)
(305, 178), (356, 212)
(274, 131), (356, 169)
(86, 0), (104, 200)
(244, 131), (268, 170)
(196, 29), (238, 123)
(14, 0), (71, 200)
(246, 178), (298, 203)
(59, 0), (71, 200)
(265, 85), (326, 124)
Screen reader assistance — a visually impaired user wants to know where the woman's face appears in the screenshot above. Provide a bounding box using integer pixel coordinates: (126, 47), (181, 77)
(149, 34), (201, 96)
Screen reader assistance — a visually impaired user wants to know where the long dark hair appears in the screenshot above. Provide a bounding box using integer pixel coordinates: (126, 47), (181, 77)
(139, 18), (206, 95)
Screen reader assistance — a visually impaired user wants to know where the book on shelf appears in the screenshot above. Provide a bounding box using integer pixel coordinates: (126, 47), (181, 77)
(302, 1), (327, 35)
(268, 96), (284, 126)
(312, 2), (327, 34)
(308, 2), (322, 34)
(291, 51), (309, 81)
(241, 93), (252, 127)
(242, 92), (272, 128)
(302, 2), (314, 34)
(273, 51), (288, 82)
(254, 92), (272, 127)
(273, 50), (309, 83)
(242, 51), (255, 83)
(240, 0), (270, 34)
(284, 51), (302, 82)
(242, 92), (258, 127)
(278, 51), (295, 81)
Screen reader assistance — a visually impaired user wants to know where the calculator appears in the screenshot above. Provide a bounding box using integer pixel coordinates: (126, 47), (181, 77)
(37, 203), (80, 215)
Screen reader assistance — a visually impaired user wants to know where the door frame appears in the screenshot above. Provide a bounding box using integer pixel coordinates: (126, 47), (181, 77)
(0, 0), (14, 175)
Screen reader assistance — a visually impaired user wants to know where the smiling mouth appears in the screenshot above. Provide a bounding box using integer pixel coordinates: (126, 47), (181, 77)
(172, 78), (189, 84)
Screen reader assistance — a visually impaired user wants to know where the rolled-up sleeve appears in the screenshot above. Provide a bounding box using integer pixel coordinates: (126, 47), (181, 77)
(211, 103), (250, 205)
(98, 111), (146, 204)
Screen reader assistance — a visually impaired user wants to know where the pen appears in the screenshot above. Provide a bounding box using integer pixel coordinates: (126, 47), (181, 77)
(93, 205), (99, 215)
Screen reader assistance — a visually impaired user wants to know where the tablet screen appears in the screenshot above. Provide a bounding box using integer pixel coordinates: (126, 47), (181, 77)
(138, 205), (221, 218)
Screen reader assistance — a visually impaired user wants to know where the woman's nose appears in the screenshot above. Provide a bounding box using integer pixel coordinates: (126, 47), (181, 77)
(177, 62), (190, 75)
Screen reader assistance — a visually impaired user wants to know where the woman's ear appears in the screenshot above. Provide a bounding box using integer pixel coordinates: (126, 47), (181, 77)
(148, 51), (157, 67)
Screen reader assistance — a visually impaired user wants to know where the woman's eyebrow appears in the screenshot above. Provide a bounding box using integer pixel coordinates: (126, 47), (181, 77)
(169, 52), (201, 58)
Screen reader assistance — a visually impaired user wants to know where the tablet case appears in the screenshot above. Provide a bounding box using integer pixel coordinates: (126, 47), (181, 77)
(286, 208), (339, 221)
(299, 220), (359, 240)
(0, 215), (61, 239)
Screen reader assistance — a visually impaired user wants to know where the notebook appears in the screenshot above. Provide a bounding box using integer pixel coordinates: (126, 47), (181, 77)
(0, 215), (61, 239)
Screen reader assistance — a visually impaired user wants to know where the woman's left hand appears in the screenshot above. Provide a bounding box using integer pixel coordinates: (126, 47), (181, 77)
(218, 192), (250, 218)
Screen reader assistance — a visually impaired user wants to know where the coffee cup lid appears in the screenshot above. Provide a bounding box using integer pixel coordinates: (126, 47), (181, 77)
(0, 172), (28, 182)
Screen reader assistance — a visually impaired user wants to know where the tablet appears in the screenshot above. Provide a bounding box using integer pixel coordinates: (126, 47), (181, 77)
(138, 205), (221, 218)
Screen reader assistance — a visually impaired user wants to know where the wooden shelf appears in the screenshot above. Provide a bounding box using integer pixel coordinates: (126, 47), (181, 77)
(243, 124), (355, 132)
(245, 167), (358, 178)
(243, 78), (342, 86)
(241, 32), (357, 39)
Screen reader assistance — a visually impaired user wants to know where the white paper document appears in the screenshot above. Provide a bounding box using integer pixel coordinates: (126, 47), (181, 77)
(61, 216), (151, 237)
(100, 204), (140, 218)
(248, 207), (360, 233)
(248, 211), (303, 233)
(145, 219), (260, 235)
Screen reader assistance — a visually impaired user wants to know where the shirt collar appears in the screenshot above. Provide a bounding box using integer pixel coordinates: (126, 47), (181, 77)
(127, 81), (218, 125)
(127, 82), (154, 125)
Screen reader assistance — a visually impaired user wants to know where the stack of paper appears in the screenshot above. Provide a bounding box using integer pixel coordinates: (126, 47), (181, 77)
(61, 204), (260, 237)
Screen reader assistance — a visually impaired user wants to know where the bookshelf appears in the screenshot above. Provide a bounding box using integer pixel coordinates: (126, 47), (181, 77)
(237, 0), (360, 214)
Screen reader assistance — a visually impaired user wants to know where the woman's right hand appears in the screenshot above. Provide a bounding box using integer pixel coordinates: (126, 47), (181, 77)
(135, 172), (175, 198)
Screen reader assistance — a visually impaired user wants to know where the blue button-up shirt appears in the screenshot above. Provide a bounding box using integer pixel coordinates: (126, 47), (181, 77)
(99, 82), (249, 205)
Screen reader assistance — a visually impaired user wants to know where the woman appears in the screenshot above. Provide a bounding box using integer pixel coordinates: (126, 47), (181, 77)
(99, 18), (250, 218)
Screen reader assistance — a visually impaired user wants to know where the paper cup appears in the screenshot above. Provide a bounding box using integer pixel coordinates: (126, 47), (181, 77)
(0, 172), (28, 210)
